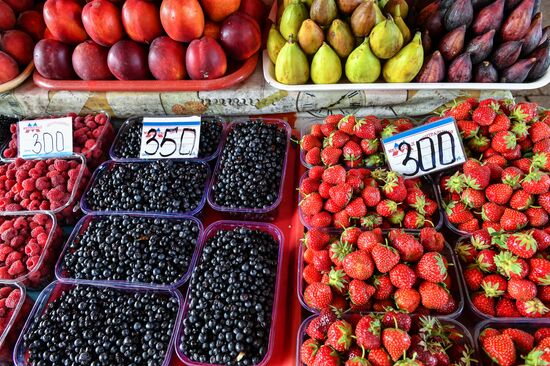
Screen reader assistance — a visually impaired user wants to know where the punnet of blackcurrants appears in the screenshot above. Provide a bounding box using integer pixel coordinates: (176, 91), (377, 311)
(178, 223), (281, 366)
(83, 160), (209, 215)
(58, 214), (202, 288)
(111, 117), (224, 160)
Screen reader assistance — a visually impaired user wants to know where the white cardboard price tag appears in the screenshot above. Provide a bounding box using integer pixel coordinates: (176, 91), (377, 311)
(17, 117), (74, 159)
(139, 116), (201, 159)
(382, 117), (466, 178)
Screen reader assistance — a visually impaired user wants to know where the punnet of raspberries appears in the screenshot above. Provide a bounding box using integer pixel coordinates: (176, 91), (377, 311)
(301, 227), (462, 316)
(457, 228), (550, 318)
(3, 113), (114, 168)
(299, 167), (439, 230)
(479, 325), (550, 366)
(299, 311), (476, 366)
(299, 114), (416, 168)
(0, 285), (33, 363)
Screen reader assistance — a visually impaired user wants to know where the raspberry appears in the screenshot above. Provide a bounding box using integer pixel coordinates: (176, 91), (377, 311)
(7, 260), (25, 276)
(12, 217), (26, 230)
(92, 128), (103, 138)
(54, 160), (69, 172)
(14, 158), (24, 168)
(22, 178), (35, 192)
(28, 201), (41, 211)
(0, 221), (13, 231)
(37, 233), (49, 247)
(4, 203), (21, 211)
(10, 236), (24, 248)
(50, 174), (65, 187)
(24, 242), (41, 256)
(0, 228), (16, 242)
(84, 139), (97, 149)
(9, 124), (16, 133)
(0, 268), (9, 280)
(30, 191), (41, 201)
(85, 120), (97, 130)
(35, 177), (50, 190)
(95, 113), (107, 124)
(0, 287), (11, 298)
(46, 188), (65, 202)
(5, 180), (15, 190)
(38, 201), (49, 210)
(5, 251), (22, 267)
(26, 256), (39, 270)
(19, 190), (30, 199)
(15, 169), (28, 183)
(30, 226), (45, 238)
(33, 214), (50, 226)
(5, 289), (21, 308)
(0, 245), (13, 261)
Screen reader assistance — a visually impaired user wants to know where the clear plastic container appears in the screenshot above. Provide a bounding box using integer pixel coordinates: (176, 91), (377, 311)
(297, 236), (464, 319)
(207, 118), (291, 221)
(55, 213), (204, 290)
(0, 283), (33, 364)
(13, 281), (184, 366)
(80, 159), (210, 217)
(175, 220), (284, 366)
(109, 116), (226, 162)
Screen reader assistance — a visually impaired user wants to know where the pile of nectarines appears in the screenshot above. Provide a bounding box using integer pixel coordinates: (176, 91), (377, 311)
(34, 0), (266, 81)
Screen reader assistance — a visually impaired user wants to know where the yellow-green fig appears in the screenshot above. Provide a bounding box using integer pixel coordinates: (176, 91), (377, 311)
(383, 32), (424, 82)
(311, 43), (342, 84)
(310, 0), (338, 27)
(276, 36), (310, 84)
(350, 0), (376, 37)
(336, 0), (363, 14)
(345, 37), (381, 83)
(267, 26), (286, 64)
(298, 19), (324, 55)
(327, 19), (355, 58)
(394, 16), (411, 43)
(280, 0), (308, 40)
(384, 0), (408, 18)
(369, 15), (404, 59)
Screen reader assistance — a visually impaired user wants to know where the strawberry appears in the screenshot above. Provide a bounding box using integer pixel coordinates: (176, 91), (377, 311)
(481, 334), (516, 366)
(301, 178), (321, 195)
(373, 274), (394, 300)
(494, 251), (528, 279)
(403, 211), (428, 230)
(522, 171), (550, 195)
(481, 202), (506, 222)
(516, 298), (549, 318)
(375, 199), (398, 217)
(304, 229), (331, 251)
(301, 338), (320, 366)
(304, 283), (333, 310)
(500, 208), (528, 231)
(496, 297), (521, 317)
(507, 278), (537, 301)
(461, 188), (486, 208)
(533, 229), (550, 251)
(360, 139), (380, 156)
(501, 167), (524, 188)
(345, 198), (367, 218)
(502, 328), (534, 353)
(342, 251), (374, 280)
(467, 135), (490, 153)
(325, 131), (350, 148)
(304, 265), (323, 285)
(511, 102), (538, 123)
(348, 279), (375, 306)
(319, 182), (332, 199)
(457, 120), (479, 138)
(535, 328), (550, 343)
(381, 311), (411, 331)
(382, 327), (411, 362)
(301, 193), (323, 216)
(418, 281), (451, 312)
(361, 186), (381, 207)
(330, 242), (353, 267)
(445, 201), (473, 224)
(340, 227), (362, 245)
(389, 264), (416, 289)
(419, 227), (444, 252)
(353, 118), (377, 139)
(326, 320), (352, 352)
(323, 165), (347, 185)
(492, 131), (517, 153)
(382, 177), (408, 202)
(529, 257), (550, 285)
(530, 121), (550, 142)
(481, 273), (507, 298)
(346, 175), (364, 192)
(333, 211), (349, 228)
(391, 233), (424, 262)
(307, 311), (338, 340)
(338, 115), (356, 135)
(476, 249), (497, 273)
(321, 147), (342, 166)
(324, 114), (344, 125)
(480, 328), (502, 343)
(345, 356), (370, 366)
(539, 192), (550, 213)
(463, 266), (484, 291)
(512, 157), (533, 174)
(371, 244), (400, 273)
(534, 138), (550, 153)
(446, 100), (472, 121)
(485, 184), (513, 205)
(306, 148), (322, 165)
(313, 345), (341, 366)
(509, 190), (533, 211)
(368, 349), (391, 366)
(416, 252), (448, 283)
(313, 250), (332, 272)
(300, 135), (322, 151)
(357, 229), (383, 253)
(472, 292), (496, 316)
(507, 232), (538, 259)
(310, 124), (324, 138)
(355, 314), (381, 350)
(329, 184), (353, 207)
(472, 105), (497, 126)
(394, 288), (421, 313)
(489, 113), (511, 133)
(343, 141), (362, 164)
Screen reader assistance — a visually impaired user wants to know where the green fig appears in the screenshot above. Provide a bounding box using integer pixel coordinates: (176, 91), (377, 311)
(311, 43), (342, 84)
(345, 37), (381, 82)
(280, 0), (308, 41)
(384, 0), (408, 18)
(327, 19), (355, 58)
(267, 26), (286, 64)
(276, 36), (310, 84)
(394, 16), (411, 43)
(298, 19), (324, 55)
(310, 0), (338, 27)
(369, 15), (404, 59)
(383, 32), (424, 82)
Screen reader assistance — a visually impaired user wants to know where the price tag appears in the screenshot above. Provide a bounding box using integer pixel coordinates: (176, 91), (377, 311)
(382, 117), (466, 178)
(139, 116), (201, 159)
(17, 117), (73, 159)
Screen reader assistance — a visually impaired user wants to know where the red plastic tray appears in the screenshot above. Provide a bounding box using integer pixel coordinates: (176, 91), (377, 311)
(32, 53), (259, 92)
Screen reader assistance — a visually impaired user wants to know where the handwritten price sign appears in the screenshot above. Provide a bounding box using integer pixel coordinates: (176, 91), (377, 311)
(18, 117), (73, 159)
(139, 116), (201, 159)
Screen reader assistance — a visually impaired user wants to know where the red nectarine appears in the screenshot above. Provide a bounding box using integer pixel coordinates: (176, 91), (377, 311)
(220, 12), (260, 60)
(107, 40), (150, 80)
(0, 51), (19, 83)
(148, 36), (186, 80)
(82, 0), (125, 47)
(0, 30), (34, 65)
(0, 1), (16, 31)
(122, 0), (163, 44)
(200, 0), (240, 22)
(34, 38), (76, 79)
(239, 0), (266, 26)
(186, 36), (227, 80)
(160, 0), (204, 42)
(3, 0), (34, 14)
(16, 10), (46, 41)
(72, 40), (113, 80)
(43, 0), (88, 44)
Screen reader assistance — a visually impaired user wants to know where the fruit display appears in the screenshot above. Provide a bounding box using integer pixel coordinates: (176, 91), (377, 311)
(417, 0), (550, 83)
(83, 160), (210, 215)
(456, 228), (550, 318)
(299, 114), (417, 168)
(177, 222), (280, 365)
(19, 283), (181, 365)
(2, 113), (115, 169)
(0, 285), (33, 364)
(34, 0), (266, 81)
(299, 167), (440, 230)
(0, 1), (44, 85)
(111, 117), (224, 161)
(58, 214), (202, 288)
(298, 311), (476, 366)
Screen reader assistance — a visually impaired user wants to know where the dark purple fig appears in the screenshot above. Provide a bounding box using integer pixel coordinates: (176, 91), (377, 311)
(491, 40), (523, 70)
(540, 26), (550, 46)
(422, 29), (432, 54)
(500, 57), (537, 82)
(501, 0), (536, 42)
(444, 0), (473, 32)
(474, 61), (499, 82)
(505, 0), (522, 10)
(472, 0), (504, 35)
(417, 0), (441, 26)
(522, 12), (543, 56)
(425, 10), (445, 35)
(528, 40), (550, 80)
(447, 52), (472, 82)
(439, 25), (466, 61)
(472, 0), (493, 9)
(440, 0), (453, 13)
(417, 50), (446, 82)
(466, 29), (495, 64)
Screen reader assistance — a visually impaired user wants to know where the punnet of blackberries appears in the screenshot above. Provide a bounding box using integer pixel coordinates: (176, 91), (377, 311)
(84, 160), (208, 214)
(113, 118), (224, 159)
(23, 285), (179, 366)
(180, 226), (279, 366)
(212, 120), (288, 210)
(61, 215), (201, 286)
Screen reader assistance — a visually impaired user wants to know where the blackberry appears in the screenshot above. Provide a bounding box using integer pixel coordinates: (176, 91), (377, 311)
(85, 160), (208, 214)
(212, 121), (287, 209)
(180, 226), (279, 366)
(62, 215), (200, 286)
(114, 118), (223, 159)
(24, 285), (179, 366)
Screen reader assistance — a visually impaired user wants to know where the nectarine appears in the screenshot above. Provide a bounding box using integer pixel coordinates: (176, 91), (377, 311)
(0, 1), (16, 31)
(82, 0), (125, 47)
(0, 51), (19, 83)
(239, 0), (266, 26)
(72, 40), (113, 80)
(16, 10), (46, 41)
(43, 0), (88, 44)
(220, 12), (260, 60)
(186, 36), (227, 80)
(107, 40), (150, 80)
(203, 21), (220, 40)
(122, 0), (163, 44)
(34, 39), (76, 79)
(200, 0), (240, 22)
(148, 36), (186, 80)
(3, 0), (34, 14)
(0, 30), (34, 65)
(160, 0), (204, 42)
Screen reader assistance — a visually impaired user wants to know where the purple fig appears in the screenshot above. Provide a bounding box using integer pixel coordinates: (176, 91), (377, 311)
(417, 50), (446, 82)
(472, 0), (493, 9)
(466, 29), (495, 64)
(540, 26), (550, 46)
(425, 10), (445, 35)
(522, 12), (543, 56)
(491, 40), (524, 70)
(500, 58), (537, 82)
(472, 0), (504, 35)
(474, 61), (499, 82)
(505, 0), (522, 11)
(422, 29), (432, 54)
(439, 25), (466, 61)
(501, 0), (536, 42)
(417, 0), (441, 26)
(447, 52), (472, 82)
(444, 0), (473, 32)
(440, 0), (453, 13)
(528, 40), (550, 80)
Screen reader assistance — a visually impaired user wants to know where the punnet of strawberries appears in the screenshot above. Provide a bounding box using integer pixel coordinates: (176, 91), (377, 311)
(299, 310), (476, 366)
(299, 167), (440, 230)
(457, 227), (550, 319)
(299, 114), (417, 168)
(479, 325), (550, 366)
(301, 227), (462, 316)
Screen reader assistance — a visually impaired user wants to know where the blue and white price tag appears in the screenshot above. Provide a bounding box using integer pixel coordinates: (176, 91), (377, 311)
(18, 117), (73, 159)
(139, 116), (202, 159)
(382, 117), (466, 178)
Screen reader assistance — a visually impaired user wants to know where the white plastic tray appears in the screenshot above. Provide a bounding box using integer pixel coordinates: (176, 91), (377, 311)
(262, 51), (550, 91)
